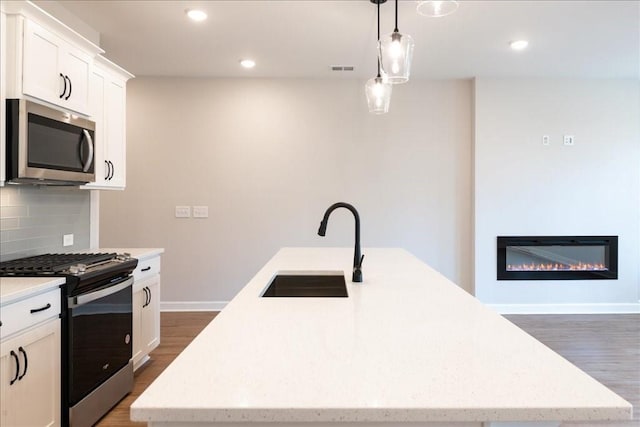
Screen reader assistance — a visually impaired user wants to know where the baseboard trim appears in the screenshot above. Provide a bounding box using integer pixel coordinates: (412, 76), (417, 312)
(160, 301), (228, 312)
(488, 303), (640, 314)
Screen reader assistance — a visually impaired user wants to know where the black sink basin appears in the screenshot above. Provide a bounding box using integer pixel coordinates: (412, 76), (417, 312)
(262, 271), (348, 297)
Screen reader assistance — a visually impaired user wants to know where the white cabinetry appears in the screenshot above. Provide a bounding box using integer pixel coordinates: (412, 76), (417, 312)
(132, 255), (161, 370)
(0, 287), (61, 427)
(1, 10), (7, 186)
(22, 19), (92, 115)
(82, 57), (133, 190)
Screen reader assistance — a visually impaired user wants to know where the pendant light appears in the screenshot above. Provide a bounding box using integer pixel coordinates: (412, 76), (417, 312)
(378, 0), (415, 84)
(416, 1), (459, 18)
(366, 0), (392, 114)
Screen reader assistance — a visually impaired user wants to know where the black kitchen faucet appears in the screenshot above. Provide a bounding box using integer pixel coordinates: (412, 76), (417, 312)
(317, 202), (364, 283)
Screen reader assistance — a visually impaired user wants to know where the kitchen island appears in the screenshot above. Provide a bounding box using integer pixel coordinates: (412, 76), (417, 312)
(131, 248), (632, 427)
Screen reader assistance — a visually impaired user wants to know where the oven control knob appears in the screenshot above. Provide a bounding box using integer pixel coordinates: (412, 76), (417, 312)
(69, 265), (80, 274)
(125, 334), (131, 344)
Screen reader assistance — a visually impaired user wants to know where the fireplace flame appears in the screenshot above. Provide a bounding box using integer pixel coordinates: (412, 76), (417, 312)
(506, 262), (607, 272)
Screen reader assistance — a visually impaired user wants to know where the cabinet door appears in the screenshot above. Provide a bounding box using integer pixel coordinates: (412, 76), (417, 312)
(22, 19), (63, 107)
(141, 275), (161, 355)
(132, 286), (144, 369)
(60, 45), (91, 115)
(105, 78), (127, 188)
(89, 68), (108, 184)
(1, 11), (6, 186)
(0, 319), (61, 427)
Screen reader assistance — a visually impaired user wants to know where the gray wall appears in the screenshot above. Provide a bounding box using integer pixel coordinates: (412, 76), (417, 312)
(0, 186), (91, 261)
(99, 78), (473, 304)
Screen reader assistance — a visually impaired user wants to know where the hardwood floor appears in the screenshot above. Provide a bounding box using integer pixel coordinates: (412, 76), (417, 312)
(97, 312), (639, 427)
(505, 314), (640, 427)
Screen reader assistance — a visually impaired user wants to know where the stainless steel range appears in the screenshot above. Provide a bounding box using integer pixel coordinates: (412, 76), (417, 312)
(0, 252), (138, 427)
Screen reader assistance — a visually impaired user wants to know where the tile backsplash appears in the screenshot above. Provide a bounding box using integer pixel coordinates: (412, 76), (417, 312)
(0, 185), (91, 262)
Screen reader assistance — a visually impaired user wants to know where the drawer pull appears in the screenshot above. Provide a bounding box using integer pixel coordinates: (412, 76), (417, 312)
(10, 351), (19, 385)
(18, 347), (28, 380)
(141, 266), (151, 272)
(30, 303), (52, 314)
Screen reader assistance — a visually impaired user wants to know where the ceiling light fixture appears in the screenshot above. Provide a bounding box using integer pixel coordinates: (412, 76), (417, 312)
(416, 1), (459, 18)
(239, 59), (256, 69)
(365, 0), (392, 114)
(186, 9), (207, 22)
(509, 40), (529, 51)
(378, 0), (415, 84)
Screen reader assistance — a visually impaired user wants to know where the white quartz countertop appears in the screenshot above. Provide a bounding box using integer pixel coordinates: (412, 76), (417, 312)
(131, 248), (632, 424)
(0, 276), (65, 306)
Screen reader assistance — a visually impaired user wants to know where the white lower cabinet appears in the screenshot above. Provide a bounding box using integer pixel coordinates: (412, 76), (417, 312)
(0, 314), (61, 426)
(132, 256), (161, 371)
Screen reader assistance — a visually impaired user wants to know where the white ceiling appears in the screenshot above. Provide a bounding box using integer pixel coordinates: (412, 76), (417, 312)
(55, 0), (639, 79)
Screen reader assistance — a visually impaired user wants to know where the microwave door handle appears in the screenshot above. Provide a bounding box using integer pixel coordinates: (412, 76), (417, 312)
(82, 129), (94, 172)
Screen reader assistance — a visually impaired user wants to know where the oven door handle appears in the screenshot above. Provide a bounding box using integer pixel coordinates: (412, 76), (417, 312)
(73, 277), (133, 307)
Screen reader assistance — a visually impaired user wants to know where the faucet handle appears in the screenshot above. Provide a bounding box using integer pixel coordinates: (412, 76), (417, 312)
(357, 254), (365, 268)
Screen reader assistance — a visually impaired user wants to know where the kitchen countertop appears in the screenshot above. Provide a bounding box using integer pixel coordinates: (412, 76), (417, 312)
(0, 276), (65, 306)
(130, 247), (632, 426)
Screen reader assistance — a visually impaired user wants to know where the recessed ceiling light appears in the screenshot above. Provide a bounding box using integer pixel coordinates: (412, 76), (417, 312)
(186, 9), (207, 22)
(239, 59), (256, 69)
(509, 40), (529, 51)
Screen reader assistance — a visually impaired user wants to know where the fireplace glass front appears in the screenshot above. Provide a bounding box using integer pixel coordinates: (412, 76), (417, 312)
(497, 236), (618, 280)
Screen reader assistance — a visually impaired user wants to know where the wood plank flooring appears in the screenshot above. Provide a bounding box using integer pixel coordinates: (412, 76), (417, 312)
(97, 312), (639, 427)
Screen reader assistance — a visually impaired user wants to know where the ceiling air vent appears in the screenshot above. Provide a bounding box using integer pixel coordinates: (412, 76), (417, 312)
(331, 65), (355, 72)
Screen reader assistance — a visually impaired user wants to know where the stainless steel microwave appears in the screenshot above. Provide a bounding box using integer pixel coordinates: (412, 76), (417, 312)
(5, 99), (96, 184)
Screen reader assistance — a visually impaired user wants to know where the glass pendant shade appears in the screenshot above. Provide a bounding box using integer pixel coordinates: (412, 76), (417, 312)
(365, 76), (392, 114)
(416, 1), (459, 17)
(378, 31), (415, 84)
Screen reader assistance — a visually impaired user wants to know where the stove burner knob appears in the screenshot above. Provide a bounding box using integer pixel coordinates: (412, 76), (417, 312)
(69, 264), (86, 275)
(116, 253), (132, 261)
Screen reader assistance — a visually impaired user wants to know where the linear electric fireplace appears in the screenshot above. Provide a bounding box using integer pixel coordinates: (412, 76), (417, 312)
(497, 236), (618, 280)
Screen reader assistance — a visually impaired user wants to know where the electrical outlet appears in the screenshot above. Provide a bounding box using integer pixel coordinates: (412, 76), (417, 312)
(175, 206), (191, 218)
(63, 234), (74, 247)
(193, 206), (209, 218)
(542, 135), (550, 146)
(563, 135), (575, 146)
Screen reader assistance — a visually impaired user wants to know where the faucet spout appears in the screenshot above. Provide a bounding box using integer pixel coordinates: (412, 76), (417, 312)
(317, 202), (363, 283)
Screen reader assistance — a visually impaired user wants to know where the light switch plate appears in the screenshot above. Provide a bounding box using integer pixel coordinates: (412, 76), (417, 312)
(63, 234), (74, 247)
(193, 206), (209, 218)
(175, 206), (191, 218)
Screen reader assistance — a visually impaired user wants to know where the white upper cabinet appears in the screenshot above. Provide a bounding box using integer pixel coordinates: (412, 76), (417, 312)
(3, 2), (103, 116)
(81, 57), (133, 190)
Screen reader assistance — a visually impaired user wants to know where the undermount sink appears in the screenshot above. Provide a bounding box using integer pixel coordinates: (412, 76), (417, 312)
(262, 271), (348, 297)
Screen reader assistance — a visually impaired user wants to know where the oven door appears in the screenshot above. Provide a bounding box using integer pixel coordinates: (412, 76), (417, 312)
(67, 276), (132, 405)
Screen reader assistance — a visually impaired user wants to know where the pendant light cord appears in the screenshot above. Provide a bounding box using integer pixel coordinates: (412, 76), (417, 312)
(376, 0), (381, 78)
(394, 0), (398, 32)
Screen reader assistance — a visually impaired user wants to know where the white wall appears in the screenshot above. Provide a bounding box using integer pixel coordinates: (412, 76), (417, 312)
(99, 78), (472, 304)
(474, 78), (640, 309)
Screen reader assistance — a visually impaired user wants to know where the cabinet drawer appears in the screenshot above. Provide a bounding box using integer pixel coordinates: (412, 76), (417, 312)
(133, 256), (160, 282)
(1, 288), (61, 341)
